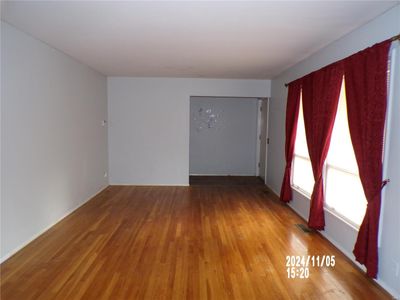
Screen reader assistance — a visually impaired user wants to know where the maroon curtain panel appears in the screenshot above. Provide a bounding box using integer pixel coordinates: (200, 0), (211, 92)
(302, 62), (343, 230)
(279, 80), (302, 203)
(344, 40), (391, 278)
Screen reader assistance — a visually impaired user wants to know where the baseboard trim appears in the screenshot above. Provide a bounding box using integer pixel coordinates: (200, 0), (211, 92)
(108, 183), (190, 187)
(189, 174), (256, 176)
(0, 185), (109, 263)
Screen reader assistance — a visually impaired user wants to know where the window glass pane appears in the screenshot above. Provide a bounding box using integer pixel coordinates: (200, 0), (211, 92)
(292, 94), (314, 195)
(326, 80), (359, 174)
(292, 156), (314, 195)
(325, 78), (367, 227)
(294, 95), (309, 158)
(325, 166), (367, 226)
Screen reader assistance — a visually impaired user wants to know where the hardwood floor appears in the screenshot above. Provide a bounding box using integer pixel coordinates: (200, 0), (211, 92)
(1, 179), (392, 299)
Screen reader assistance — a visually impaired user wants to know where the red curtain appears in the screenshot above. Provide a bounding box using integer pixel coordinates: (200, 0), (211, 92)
(344, 40), (391, 278)
(301, 62), (343, 230)
(280, 80), (301, 202)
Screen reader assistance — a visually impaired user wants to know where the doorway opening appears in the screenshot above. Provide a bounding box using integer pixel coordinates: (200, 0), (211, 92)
(189, 96), (269, 185)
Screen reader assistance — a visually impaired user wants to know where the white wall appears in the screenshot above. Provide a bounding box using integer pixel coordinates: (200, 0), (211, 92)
(380, 40), (400, 297)
(190, 97), (259, 176)
(108, 77), (270, 185)
(1, 23), (108, 261)
(267, 6), (400, 297)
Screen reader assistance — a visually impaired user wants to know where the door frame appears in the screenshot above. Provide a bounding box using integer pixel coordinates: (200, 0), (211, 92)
(256, 97), (270, 184)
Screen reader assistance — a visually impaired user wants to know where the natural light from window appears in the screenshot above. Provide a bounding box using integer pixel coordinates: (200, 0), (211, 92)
(292, 94), (314, 195)
(325, 80), (367, 226)
(291, 80), (367, 227)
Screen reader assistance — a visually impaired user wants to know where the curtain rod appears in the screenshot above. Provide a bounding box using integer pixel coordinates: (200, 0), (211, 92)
(284, 33), (400, 87)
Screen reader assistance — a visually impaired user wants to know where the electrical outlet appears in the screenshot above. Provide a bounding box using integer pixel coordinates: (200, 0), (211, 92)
(104, 172), (108, 178)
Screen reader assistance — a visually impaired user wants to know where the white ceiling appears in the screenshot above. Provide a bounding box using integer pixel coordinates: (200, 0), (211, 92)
(1, 1), (399, 79)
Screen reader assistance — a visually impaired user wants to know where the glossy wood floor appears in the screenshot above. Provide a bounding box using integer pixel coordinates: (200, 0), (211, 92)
(1, 177), (391, 299)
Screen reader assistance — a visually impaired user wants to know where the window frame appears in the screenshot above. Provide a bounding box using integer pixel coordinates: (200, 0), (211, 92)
(323, 162), (364, 229)
(291, 159), (363, 229)
(290, 85), (365, 229)
(291, 153), (312, 197)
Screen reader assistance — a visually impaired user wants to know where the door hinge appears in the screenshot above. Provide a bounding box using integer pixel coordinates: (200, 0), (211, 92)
(258, 162), (261, 168)
(259, 134), (261, 140)
(267, 138), (270, 144)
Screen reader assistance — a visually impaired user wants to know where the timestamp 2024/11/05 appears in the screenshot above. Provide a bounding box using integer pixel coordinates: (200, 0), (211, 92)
(286, 255), (336, 279)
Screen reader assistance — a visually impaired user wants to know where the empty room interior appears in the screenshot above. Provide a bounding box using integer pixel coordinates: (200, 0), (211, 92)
(1, 1), (400, 299)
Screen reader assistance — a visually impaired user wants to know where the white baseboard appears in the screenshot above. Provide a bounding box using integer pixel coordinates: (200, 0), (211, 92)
(266, 185), (280, 197)
(189, 174), (256, 176)
(0, 185), (108, 263)
(109, 183), (189, 187)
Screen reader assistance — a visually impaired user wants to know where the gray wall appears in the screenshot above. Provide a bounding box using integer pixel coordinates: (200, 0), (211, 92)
(1, 23), (108, 261)
(267, 6), (400, 297)
(108, 78), (270, 185)
(189, 97), (258, 176)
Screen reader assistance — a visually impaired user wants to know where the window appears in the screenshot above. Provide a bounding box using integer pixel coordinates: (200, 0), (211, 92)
(292, 94), (314, 196)
(291, 80), (367, 227)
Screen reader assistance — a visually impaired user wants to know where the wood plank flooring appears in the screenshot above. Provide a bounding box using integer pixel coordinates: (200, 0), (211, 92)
(0, 178), (392, 299)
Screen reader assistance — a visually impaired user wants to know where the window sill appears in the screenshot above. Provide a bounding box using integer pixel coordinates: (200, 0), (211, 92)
(290, 186), (360, 231)
(291, 185), (311, 198)
(324, 207), (360, 231)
